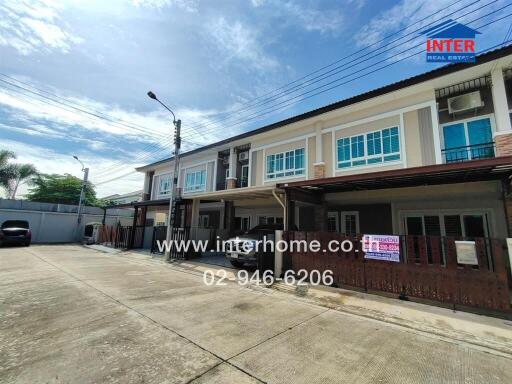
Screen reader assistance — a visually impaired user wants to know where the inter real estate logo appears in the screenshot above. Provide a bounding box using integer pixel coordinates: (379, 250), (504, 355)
(421, 19), (481, 63)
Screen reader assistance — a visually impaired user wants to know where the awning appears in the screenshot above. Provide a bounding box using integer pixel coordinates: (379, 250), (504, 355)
(278, 156), (512, 194)
(104, 186), (281, 209)
(181, 186), (280, 201)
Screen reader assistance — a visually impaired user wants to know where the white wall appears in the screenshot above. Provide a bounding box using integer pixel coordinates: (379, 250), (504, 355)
(0, 209), (132, 243)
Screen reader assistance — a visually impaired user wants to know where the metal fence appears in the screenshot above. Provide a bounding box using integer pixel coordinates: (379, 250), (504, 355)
(284, 231), (510, 313)
(97, 225), (131, 249)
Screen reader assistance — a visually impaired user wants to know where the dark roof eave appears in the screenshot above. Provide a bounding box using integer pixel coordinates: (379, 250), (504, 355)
(278, 157), (512, 191)
(137, 45), (512, 171)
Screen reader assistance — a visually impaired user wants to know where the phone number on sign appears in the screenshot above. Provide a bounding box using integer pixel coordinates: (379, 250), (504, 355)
(203, 269), (334, 286)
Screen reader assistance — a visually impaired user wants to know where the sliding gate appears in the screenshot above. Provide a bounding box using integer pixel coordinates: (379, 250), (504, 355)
(284, 231), (511, 313)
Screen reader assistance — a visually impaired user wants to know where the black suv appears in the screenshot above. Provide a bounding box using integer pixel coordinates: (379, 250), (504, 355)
(0, 220), (31, 246)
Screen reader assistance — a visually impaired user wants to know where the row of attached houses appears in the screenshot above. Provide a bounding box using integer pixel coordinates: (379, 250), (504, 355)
(123, 46), (512, 248)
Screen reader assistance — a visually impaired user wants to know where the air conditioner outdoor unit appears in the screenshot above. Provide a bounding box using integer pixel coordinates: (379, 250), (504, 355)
(447, 91), (483, 114)
(238, 151), (249, 161)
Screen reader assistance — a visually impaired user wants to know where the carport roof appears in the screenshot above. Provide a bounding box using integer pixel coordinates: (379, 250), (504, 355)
(277, 157), (512, 194)
(104, 186), (280, 209)
(180, 185), (280, 201)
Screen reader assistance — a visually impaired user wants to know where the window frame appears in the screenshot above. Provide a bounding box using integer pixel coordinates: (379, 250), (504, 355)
(152, 172), (173, 199)
(265, 147), (306, 181)
(439, 114), (496, 162)
(340, 211), (360, 236)
(399, 209), (492, 238)
(183, 169), (207, 193)
(336, 126), (402, 171)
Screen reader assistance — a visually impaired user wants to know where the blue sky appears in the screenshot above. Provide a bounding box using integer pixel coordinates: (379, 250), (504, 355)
(0, 0), (511, 197)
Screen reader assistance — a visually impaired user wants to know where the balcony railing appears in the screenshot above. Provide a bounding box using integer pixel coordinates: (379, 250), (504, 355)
(215, 177), (248, 191)
(441, 142), (495, 163)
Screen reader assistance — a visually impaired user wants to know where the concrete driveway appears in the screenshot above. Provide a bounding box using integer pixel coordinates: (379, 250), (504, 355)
(1, 245), (511, 383)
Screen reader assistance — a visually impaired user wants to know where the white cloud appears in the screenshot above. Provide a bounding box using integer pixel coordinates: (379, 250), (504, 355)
(0, 0), (83, 55)
(131, 0), (198, 12)
(0, 80), (170, 143)
(0, 139), (144, 198)
(354, 0), (506, 49)
(250, 0), (346, 35)
(279, 2), (345, 35)
(206, 17), (279, 73)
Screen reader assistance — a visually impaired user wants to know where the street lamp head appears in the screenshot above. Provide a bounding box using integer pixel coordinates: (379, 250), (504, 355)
(147, 91), (157, 100)
(73, 155), (79, 160)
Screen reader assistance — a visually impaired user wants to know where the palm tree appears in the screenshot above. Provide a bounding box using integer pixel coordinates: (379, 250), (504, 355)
(0, 150), (17, 196)
(9, 164), (38, 199)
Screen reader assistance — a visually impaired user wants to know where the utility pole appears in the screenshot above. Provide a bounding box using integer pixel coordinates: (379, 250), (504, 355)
(147, 91), (181, 261)
(73, 156), (88, 241)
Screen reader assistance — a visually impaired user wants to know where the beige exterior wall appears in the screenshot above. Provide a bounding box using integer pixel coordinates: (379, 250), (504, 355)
(138, 54), (512, 195)
(325, 181), (507, 239)
(403, 110), (423, 168)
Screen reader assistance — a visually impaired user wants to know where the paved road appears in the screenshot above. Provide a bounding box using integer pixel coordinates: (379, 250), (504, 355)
(1, 245), (511, 383)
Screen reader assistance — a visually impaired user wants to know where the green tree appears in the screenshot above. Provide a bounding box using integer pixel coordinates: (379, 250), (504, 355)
(8, 164), (39, 199)
(0, 150), (17, 196)
(26, 174), (98, 206)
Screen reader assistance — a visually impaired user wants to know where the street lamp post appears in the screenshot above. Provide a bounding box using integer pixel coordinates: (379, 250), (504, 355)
(147, 91), (181, 261)
(73, 155), (89, 241)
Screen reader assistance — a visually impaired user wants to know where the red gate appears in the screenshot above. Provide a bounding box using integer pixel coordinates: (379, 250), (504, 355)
(284, 231), (511, 312)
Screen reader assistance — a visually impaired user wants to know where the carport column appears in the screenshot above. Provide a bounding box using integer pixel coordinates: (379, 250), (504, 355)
(226, 147), (237, 189)
(224, 201), (235, 234)
(491, 65), (512, 156)
(313, 122), (326, 179)
(128, 206), (138, 249)
(314, 199), (328, 231)
(284, 189), (295, 231)
(190, 198), (200, 228)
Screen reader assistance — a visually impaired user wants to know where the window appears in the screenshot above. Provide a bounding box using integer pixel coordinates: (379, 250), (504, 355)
(266, 148), (305, 179)
(184, 170), (206, 193)
(153, 173), (172, 198)
(337, 127), (400, 169)
(326, 211), (359, 235)
(327, 212), (339, 232)
(199, 215), (209, 228)
(404, 213), (489, 238)
(241, 165), (249, 187)
(235, 216), (251, 231)
(441, 117), (494, 162)
(258, 216), (283, 225)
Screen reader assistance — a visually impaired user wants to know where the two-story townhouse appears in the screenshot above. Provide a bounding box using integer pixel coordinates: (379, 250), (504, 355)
(127, 45), (512, 256)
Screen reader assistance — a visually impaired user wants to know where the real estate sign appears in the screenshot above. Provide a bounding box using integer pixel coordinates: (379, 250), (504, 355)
(362, 234), (400, 262)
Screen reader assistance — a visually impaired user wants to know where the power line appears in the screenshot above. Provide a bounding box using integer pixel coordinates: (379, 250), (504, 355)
(178, 0), (473, 133)
(0, 74), (169, 139)
(177, 4), (510, 142)
(178, 0), (493, 140)
(95, 26), (512, 187)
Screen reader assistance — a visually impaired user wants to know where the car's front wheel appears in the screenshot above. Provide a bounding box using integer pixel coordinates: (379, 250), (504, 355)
(230, 260), (244, 268)
(24, 241), (30, 247)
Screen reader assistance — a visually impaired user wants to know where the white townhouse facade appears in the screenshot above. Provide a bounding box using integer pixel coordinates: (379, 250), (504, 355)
(124, 46), (512, 251)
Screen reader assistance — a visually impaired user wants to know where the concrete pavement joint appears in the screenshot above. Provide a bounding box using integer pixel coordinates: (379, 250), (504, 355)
(27, 248), (269, 383)
(86, 247), (512, 358)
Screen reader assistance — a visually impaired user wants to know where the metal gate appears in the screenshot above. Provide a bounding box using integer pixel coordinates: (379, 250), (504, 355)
(151, 226), (190, 260)
(284, 231), (511, 313)
(97, 225), (131, 249)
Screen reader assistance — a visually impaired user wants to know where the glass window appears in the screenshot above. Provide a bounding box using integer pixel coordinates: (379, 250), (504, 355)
(337, 138), (351, 168)
(351, 135), (365, 158)
(337, 127), (400, 169)
(367, 131), (382, 156)
(442, 117), (494, 162)
(266, 147), (305, 180)
(184, 170), (206, 192)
